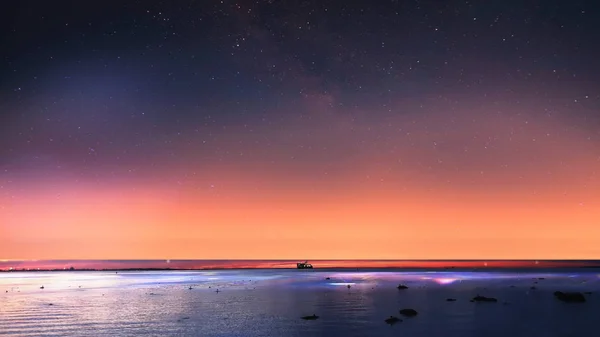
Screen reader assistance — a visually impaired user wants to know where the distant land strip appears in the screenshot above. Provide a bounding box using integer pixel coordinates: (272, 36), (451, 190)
(1, 260), (600, 271)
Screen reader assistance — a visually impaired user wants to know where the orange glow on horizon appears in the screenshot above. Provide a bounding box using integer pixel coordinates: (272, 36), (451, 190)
(1, 110), (599, 260)
(1, 175), (599, 260)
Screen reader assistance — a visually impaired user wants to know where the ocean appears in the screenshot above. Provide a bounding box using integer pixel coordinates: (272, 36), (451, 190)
(0, 269), (597, 336)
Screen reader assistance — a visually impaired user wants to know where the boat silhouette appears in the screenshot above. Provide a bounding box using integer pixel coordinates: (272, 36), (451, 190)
(296, 261), (313, 269)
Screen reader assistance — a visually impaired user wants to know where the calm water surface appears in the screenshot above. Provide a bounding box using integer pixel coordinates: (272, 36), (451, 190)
(0, 269), (598, 336)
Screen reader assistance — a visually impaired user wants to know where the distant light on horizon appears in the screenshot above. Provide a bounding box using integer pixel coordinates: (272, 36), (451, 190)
(433, 278), (458, 285)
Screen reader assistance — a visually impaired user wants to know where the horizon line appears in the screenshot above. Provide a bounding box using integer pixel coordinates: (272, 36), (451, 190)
(3, 264), (600, 272)
(3, 259), (600, 261)
(2, 259), (600, 272)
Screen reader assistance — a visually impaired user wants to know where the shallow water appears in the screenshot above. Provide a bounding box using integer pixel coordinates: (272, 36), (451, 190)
(0, 269), (598, 336)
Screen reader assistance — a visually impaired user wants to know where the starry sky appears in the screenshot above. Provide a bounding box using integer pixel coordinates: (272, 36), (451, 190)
(1, 0), (599, 261)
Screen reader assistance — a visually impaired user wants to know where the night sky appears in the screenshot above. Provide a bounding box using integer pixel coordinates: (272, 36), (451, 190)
(1, 1), (599, 261)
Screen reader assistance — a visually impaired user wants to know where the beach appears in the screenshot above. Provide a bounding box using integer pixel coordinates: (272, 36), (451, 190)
(0, 269), (597, 336)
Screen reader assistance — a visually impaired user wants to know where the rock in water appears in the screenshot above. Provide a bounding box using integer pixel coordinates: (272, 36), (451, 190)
(384, 316), (401, 325)
(472, 295), (498, 302)
(399, 308), (418, 317)
(554, 291), (586, 303)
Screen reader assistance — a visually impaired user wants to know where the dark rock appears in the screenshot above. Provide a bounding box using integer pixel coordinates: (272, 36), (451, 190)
(325, 277), (330, 280)
(397, 284), (409, 290)
(530, 286), (537, 290)
(384, 316), (402, 325)
(472, 295), (498, 302)
(399, 308), (418, 317)
(554, 291), (586, 303)
(446, 298), (457, 302)
(584, 291), (592, 295)
(301, 314), (319, 320)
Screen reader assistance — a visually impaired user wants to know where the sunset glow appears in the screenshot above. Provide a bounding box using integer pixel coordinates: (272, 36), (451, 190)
(2, 156), (599, 261)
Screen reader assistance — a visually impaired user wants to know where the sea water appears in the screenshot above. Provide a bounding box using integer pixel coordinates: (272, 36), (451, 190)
(0, 269), (597, 336)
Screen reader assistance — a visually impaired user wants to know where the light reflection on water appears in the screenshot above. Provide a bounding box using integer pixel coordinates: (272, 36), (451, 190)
(0, 269), (598, 336)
